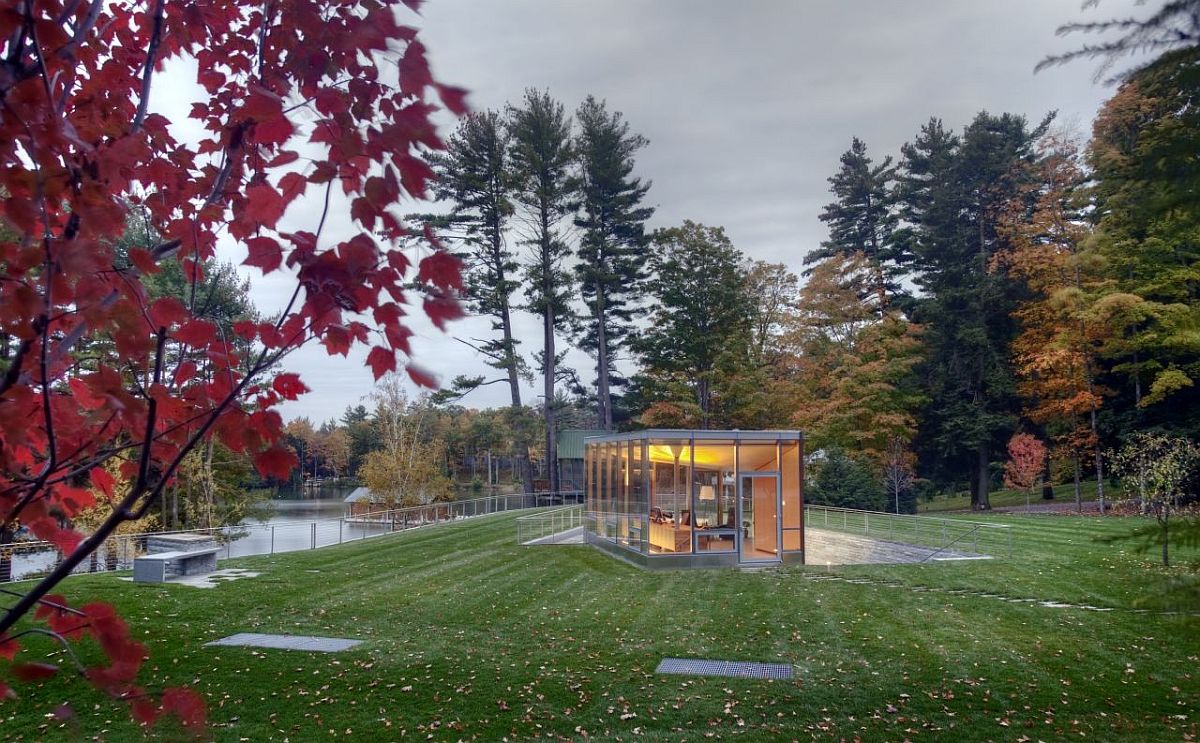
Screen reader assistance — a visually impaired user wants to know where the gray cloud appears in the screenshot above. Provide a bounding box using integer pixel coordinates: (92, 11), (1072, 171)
(193, 0), (1147, 422)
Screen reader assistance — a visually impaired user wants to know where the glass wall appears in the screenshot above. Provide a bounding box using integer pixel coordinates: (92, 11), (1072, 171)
(583, 431), (803, 564)
(646, 438), (690, 554)
(781, 441), (803, 552)
(692, 439), (736, 552)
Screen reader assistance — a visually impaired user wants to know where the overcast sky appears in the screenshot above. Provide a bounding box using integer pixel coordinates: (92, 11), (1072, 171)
(217, 0), (1147, 424)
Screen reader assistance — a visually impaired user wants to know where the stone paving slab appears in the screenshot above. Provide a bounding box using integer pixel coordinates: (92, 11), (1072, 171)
(120, 568), (259, 589)
(805, 527), (987, 565)
(656, 657), (793, 680)
(206, 632), (362, 652)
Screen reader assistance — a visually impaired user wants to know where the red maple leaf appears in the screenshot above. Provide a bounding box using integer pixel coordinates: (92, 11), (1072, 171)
(0, 0), (469, 730)
(417, 250), (463, 291)
(423, 292), (465, 330)
(271, 373), (309, 401)
(407, 364), (438, 389)
(253, 446), (298, 481)
(254, 115), (295, 146)
(367, 346), (396, 380)
(243, 183), (287, 226)
(244, 236), (283, 273)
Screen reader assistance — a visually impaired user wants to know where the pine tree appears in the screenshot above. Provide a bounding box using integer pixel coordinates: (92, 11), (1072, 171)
(572, 96), (654, 430)
(809, 137), (902, 313)
(429, 111), (535, 495)
(1038, 0), (1200, 81)
(508, 90), (575, 492)
(900, 112), (1051, 509)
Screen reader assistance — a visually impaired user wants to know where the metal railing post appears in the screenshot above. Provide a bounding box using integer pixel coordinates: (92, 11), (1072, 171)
(271, 526), (275, 555)
(339, 519), (343, 544)
(311, 522), (316, 550)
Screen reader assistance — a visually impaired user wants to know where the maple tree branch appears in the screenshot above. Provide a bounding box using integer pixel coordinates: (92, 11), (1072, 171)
(0, 342), (282, 635)
(274, 176), (335, 331)
(131, 0), (166, 134)
(255, 0), (276, 81)
(26, 9), (58, 113)
(61, 0), (102, 56)
(130, 329), (167, 503)
(281, 77), (353, 115)
(0, 588), (86, 618)
(2, 627), (90, 676)
(38, 270), (57, 474)
(55, 0), (84, 26)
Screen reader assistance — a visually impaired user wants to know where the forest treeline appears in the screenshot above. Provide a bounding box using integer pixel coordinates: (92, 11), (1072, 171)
(403, 31), (1200, 513)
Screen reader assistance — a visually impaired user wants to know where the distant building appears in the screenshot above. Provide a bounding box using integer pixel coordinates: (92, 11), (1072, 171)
(555, 429), (607, 492)
(343, 487), (385, 518)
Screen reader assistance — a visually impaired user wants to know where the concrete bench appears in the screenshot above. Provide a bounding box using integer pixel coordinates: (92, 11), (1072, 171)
(133, 547), (219, 583)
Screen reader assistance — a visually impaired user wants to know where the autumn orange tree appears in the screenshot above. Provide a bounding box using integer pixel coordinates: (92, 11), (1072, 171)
(787, 253), (923, 464)
(995, 140), (1111, 512)
(0, 0), (464, 728)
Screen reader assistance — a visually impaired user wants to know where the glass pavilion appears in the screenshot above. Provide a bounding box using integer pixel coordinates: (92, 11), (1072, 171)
(584, 430), (804, 568)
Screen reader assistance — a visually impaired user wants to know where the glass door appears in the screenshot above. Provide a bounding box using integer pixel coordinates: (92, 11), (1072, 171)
(739, 474), (780, 562)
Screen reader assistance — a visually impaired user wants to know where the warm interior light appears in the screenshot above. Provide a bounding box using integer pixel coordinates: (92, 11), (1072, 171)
(647, 443), (735, 467)
(699, 485), (715, 501)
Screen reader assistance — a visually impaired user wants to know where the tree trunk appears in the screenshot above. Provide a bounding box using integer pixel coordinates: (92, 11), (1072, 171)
(499, 289), (535, 497)
(1073, 455), (1081, 513)
(595, 283), (613, 431)
(541, 224), (559, 495)
(545, 320), (558, 495)
(974, 441), (991, 510)
(1161, 509), (1170, 567)
(1042, 449), (1055, 500)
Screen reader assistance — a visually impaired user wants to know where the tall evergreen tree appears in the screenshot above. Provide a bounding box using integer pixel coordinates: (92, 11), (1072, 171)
(633, 222), (753, 428)
(429, 111), (535, 495)
(508, 89), (575, 493)
(900, 112), (1051, 509)
(572, 95), (654, 430)
(809, 137), (902, 313)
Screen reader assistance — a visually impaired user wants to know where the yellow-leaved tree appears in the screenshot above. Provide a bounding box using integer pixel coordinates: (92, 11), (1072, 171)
(360, 375), (455, 508)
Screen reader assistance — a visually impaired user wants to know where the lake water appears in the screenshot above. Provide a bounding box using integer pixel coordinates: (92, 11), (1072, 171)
(4, 483), (541, 583)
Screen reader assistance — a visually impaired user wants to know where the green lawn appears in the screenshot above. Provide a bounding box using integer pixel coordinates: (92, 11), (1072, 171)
(918, 480), (1117, 513)
(5, 511), (1198, 741)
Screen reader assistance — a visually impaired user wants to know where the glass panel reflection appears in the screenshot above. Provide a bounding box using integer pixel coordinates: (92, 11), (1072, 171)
(781, 441), (802, 551)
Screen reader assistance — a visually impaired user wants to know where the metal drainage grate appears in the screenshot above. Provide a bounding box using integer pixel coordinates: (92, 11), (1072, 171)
(655, 657), (793, 680)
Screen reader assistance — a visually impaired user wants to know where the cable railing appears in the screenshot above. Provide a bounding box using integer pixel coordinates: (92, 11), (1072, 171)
(804, 504), (1012, 559)
(0, 490), (584, 584)
(515, 505), (585, 545)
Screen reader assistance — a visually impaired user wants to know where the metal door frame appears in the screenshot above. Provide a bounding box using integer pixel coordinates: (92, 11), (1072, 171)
(737, 472), (781, 563)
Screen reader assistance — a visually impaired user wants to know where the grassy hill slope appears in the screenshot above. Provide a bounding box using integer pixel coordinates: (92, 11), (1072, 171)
(5, 511), (1198, 741)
